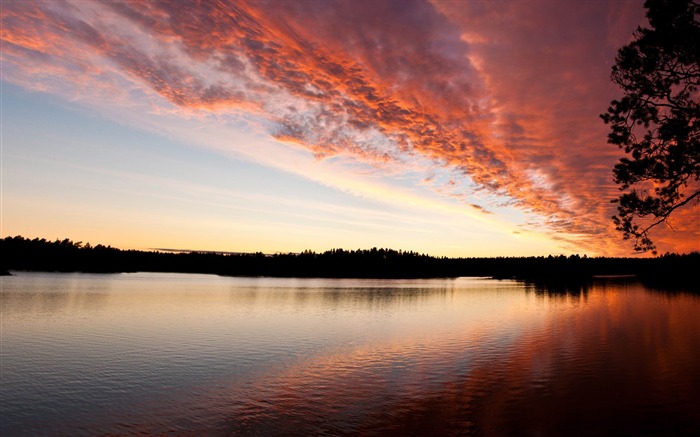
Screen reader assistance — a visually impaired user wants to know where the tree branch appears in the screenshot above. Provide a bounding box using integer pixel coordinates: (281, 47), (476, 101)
(637, 188), (700, 236)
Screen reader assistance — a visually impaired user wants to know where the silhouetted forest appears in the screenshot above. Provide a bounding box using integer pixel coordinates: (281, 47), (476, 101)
(1, 236), (697, 289)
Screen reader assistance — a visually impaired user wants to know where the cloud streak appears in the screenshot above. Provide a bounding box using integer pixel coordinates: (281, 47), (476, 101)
(2, 0), (695, 254)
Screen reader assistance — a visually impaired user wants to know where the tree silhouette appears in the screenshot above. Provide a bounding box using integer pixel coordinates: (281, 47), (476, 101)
(2, 235), (699, 287)
(601, 0), (699, 253)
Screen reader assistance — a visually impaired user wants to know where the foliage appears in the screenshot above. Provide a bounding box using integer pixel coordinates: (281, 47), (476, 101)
(601, 0), (699, 252)
(3, 235), (700, 289)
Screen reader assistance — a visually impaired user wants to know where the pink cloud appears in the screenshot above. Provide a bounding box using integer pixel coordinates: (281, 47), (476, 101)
(2, 0), (695, 254)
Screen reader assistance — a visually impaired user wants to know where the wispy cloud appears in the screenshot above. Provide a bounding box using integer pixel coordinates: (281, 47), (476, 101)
(2, 0), (694, 254)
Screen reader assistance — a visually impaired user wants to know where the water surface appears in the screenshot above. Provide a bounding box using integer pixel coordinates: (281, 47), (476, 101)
(1, 272), (699, 435)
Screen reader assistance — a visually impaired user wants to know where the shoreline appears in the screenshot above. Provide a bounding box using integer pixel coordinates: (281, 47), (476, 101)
(2, 236), (698, 290)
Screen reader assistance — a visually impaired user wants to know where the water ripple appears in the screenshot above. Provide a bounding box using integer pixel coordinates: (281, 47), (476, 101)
(1, 273), (699, 435)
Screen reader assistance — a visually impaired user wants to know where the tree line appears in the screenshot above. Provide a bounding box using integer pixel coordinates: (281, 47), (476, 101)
(1, 236), (697, 289)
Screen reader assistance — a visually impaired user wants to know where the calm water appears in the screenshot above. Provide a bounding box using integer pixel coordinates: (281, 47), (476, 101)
(1, 272), (699, 436)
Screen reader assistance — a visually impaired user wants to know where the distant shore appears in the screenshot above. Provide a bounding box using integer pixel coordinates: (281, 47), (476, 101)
(1, 236), (698, 290)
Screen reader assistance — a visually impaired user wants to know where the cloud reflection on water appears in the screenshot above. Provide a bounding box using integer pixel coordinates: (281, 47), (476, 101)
(219, 282), (700, 436)
(1, 273), (699, 435)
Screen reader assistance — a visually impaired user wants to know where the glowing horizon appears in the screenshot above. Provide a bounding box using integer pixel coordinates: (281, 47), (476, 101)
(2, 0), (698, 257)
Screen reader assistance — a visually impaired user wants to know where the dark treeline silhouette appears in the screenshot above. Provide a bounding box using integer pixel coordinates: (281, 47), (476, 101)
(1, 236), (697, 289)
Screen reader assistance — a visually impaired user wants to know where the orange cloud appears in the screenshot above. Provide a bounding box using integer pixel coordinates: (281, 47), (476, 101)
(2, 0), (696, 254)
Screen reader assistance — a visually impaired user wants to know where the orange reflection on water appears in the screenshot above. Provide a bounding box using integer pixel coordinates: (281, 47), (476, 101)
(223, 281), (700, 435)
(2, 274), (699, 435)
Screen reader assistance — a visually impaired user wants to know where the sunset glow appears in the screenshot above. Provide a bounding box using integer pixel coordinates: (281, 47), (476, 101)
(2, 0), (698, 256)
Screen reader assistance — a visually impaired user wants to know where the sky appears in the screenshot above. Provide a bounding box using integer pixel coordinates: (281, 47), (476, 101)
(1, 0), (698, 257)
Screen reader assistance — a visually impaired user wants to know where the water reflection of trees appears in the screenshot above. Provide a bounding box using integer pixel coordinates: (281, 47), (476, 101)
(319, 287), (450, 310)
(526, 276), (700, 301)
(642, 282), (700, 296)
(524, 279), (591, 299)
(227, 285), (452, 311)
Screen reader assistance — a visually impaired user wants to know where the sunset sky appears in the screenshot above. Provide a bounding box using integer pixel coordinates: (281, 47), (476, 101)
(2, 0), (698, 257)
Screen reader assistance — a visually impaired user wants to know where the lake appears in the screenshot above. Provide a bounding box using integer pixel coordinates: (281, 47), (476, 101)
(1, 272), (699, 436)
